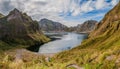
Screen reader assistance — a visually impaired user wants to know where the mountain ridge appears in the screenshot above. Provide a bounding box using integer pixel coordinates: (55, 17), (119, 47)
(39, 18), (68, 32)
(1, 2), (120, 69)
(0, 8), (50, 45)
(76, 20), (97, 33)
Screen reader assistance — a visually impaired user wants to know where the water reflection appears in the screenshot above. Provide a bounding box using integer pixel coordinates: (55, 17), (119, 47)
(39, 33), (88, 54)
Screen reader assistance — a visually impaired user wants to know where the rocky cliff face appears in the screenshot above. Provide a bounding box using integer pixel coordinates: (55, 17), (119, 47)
(39, 18), (68, 32)
(76, 20), (97, 33)
(0, 9), (50, 45)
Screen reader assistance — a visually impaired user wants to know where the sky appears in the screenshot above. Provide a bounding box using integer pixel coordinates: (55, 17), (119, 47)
(0, 0), (119, 27)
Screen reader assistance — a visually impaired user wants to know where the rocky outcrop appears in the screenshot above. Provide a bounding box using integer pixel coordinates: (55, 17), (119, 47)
(0, 8), (50, 45)
(39, 18), (68, 32)
(76, 20), (97, 33)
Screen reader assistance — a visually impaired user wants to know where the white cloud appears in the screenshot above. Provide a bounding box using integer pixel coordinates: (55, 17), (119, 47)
(95, 0), (106, 9)
(80, 1), (94, 13)
(111, 0), (119, 6)
(0, 0), (119, 26)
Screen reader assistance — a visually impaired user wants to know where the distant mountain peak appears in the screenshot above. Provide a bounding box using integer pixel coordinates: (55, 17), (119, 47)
(8, 8), (21, 16)
(41, 18), (48, 20)
(13, 8), (20, 12)
(7, 8), (23, 21)
(0, 8), (50, 43)
(40, 18), (53, 23)
(75, 20), (97, 33)
(6, 8), (33, 23)
(39, 18), (68, 32)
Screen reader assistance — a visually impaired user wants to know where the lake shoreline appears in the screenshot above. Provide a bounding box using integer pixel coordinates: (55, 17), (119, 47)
(27, 33), (88, 54)
(26, 37), (61, 52)
(39, 33), (88, 54)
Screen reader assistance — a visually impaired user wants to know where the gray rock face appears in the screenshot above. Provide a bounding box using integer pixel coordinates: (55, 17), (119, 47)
(7, 8), (33, 23)
(7, 8), (23, 22)
(76, 20), (97, 33)
(39, 18), (68, 32)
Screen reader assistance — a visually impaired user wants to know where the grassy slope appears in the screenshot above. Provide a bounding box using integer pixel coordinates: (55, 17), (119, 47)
(0, 9), (50, 69)
(1, 2), (120, 69)
(52, 2), (120, 69)
(0, 9), (50, 53)
(53, 21), (120, 68)
(0, 13), (4, 18)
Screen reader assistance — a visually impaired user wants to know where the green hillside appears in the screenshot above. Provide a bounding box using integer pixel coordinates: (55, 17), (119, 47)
(0, 13), (4, 18)
(1, 2), (120, 69)
(53, 2), (120, 69)
(0, 9), (50, 52)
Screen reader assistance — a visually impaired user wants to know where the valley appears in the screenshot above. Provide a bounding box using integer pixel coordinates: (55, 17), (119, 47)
(0, 0), (120, 69)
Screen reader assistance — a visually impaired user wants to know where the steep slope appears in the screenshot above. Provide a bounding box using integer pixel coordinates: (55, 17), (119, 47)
(0, 13), (4, 18)
(0, 9), (50, 46)
(1, 2), (120, 69)
(39, 18), (68, 32)
(81, 2), (120, 49)
(53, 2), (120, 69)
(90, 2), (120, 37)
(76, 20), (97, 33)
